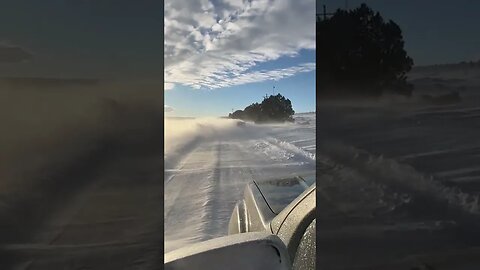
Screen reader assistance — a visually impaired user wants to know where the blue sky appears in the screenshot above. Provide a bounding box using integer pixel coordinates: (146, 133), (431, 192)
(320, 0), (480, 66)
(165, 0), (316, 117)
(165, 50), (316, 117)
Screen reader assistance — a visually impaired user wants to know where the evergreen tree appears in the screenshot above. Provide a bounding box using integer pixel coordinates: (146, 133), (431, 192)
(228, 93), (295, 123)
(318, 3), (414, 97)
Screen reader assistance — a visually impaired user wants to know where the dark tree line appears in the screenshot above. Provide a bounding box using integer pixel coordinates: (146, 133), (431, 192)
(414, 60), (480, 73)
(229, 94), (295, 123)
(317, 3), (414, 98)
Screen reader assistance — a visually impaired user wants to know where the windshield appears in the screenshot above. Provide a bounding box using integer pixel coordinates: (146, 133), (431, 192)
(255, 174), (316, 214)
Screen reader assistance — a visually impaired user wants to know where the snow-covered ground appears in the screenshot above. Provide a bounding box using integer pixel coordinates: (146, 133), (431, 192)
(316, 69), (480, 269)
(0, 83), (164, 270)
(164, 113), (315, 252)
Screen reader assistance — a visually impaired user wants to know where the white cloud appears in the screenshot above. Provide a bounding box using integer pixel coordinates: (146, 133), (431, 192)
(165, 82), (175, 90)
(164, 105), (174, 112)
(165, 0), (315, 89)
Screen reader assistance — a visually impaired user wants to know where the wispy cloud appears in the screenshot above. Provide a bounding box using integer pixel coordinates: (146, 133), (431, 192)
(202, 62), (316, 89)
(165, 0), (315, 90)
(165, 82), (175, 90)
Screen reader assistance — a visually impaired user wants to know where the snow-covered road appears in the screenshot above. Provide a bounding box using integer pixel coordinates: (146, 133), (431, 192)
(316, 95), (480, 269)
(164, 114), (315, 252)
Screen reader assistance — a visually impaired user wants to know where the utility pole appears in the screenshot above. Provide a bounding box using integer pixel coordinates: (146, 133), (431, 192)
(345, 0), (349, 10)
(273, 85), (275, 95)
(320, 5), (334, 21)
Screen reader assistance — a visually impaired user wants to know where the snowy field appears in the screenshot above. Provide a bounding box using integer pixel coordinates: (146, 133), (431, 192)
(316, 68), (480, 269)
(164, 113), (316, 252)
(0, 82), (163, 269)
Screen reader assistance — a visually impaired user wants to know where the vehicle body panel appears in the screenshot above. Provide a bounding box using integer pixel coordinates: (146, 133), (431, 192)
(255, 175), (314, 214)
(228, 174), (316, 262)
(271, 185), (316, 259)
(228, 181), (275, 234)
(165, 232), (291, 270)
(228, 175), (314, 235)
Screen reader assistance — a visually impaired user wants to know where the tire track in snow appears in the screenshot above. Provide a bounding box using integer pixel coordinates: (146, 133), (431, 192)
(164, 115), (316, 252)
